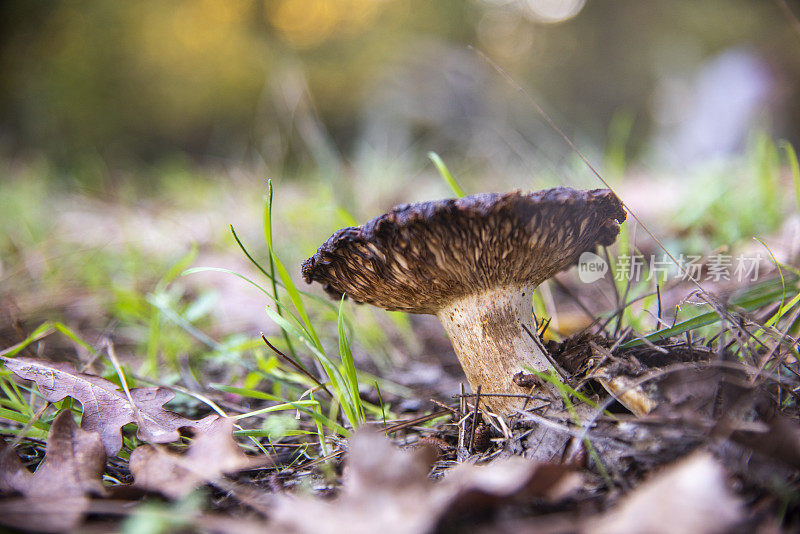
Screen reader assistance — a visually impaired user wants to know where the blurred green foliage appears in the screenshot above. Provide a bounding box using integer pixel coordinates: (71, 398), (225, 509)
(1, 0), (799, 174)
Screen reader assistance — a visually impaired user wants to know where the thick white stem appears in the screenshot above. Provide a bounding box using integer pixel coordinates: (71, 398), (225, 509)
(436, 286), (559, 415)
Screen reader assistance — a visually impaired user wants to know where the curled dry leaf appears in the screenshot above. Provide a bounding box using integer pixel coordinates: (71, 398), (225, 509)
(590, 452), (743, 534)
(1, 356), (218, 455)
(129, 417), (268, 499)
(0, 411), (106, 533)
(269, 429), (580, 534)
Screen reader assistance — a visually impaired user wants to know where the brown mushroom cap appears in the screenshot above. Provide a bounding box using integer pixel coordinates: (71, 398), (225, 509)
(302, 187), (626, 314)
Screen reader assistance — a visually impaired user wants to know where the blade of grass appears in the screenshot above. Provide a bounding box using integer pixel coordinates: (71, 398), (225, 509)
(263, 179), (322, 350)
(526, 368), (613, 486)
(264, 306), (359, 428)
(233, 400), (320, 420)
(261, 334), (329, 395)
(263, 180), (297, 358)
(0, 322), (56, 358)
(213, 385), (349, 437)
(338, 297), (364, 424)
(781, 140), (800, 216)
(622, 280), (799, 348)
(147, 294), (220, 350)
(428, 152), (466, 197)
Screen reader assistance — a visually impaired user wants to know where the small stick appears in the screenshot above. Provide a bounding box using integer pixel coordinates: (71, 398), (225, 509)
(457, 383), (467, 457)
(468, 385), (481, 453)
(539, 317), (552, 338)
(521, 324), (568, 378)
(656, 284), (663, 322)
(430, 398), (460, 415)
(261, 334), (333, 398)
(383, 409), (452, 435)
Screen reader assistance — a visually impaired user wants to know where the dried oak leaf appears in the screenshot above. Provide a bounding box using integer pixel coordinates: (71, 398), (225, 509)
(268, 429), (579, 534)
(1, 356), (218, 455)
(591, 452), (743, 534)
(0, 411), (106, 533)
(129, 417), (268, 499)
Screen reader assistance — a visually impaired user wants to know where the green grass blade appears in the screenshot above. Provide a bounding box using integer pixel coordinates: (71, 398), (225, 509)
(428, 151), (466, 197)
(264, 306), (355, 421)
(335, 206), (359, 227)
(766, 291), (800, 329)
(157, 245), (199, 292)
(262, 181), (324, 352)
(213, 384), (286, 401)
(526, 368), (613, 485)
(622, 280), (800, 348)
(526, 368), (602, 410)
(0, 322), (55, 358)
(270, 253), (323, 351)
(230, 224), (270, 278)
(213, 384), (349, 436)
(781, 140), (800, 217)
(263, 180), (297, 358)
(338, 297), (364, 424)
(52, 322), (97, 356)
(147, 294), (220, 350)
(233, 400), (320, 420)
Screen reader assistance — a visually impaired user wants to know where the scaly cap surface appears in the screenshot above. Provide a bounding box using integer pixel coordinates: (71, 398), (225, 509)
(302, 188), (626, 314)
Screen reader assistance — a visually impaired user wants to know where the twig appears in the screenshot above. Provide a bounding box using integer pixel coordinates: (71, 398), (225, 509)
(261, 334), (333, 398)
(656, 284), (663, 322)
(455, 392), (551, 401)
(467, 385), (481, 452)
(383, 409), (452, 435)
(521, 324), (569, 379)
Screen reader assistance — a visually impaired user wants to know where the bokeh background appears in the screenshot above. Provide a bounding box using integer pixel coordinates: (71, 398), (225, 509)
(3, 1), (799, 183)
(3, 0), (800, 371)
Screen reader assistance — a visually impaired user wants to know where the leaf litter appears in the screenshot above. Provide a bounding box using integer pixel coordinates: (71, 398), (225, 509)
(0, 411), (105, 532)
(267, 429), (580, 534)
(5, 219), (800, 534)
(129, 417), (269, 499)
(3, 304), (800, 533)
(0, 356), (219, 455)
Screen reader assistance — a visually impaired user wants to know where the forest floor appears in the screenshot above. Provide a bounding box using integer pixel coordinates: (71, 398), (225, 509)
(2, 146), (800, 532)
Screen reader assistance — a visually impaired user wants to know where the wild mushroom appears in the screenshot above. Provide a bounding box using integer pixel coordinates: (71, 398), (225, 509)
(302, 188), (626, 415)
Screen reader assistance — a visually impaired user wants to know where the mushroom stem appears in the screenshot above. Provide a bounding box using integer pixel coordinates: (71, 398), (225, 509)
(437, 286), (560, 415)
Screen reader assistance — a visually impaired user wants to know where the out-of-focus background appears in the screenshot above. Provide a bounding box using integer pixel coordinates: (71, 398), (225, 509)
(3, 0), (800, 176)
(3, 1), (799, 176)
(3, 0), (800, 384)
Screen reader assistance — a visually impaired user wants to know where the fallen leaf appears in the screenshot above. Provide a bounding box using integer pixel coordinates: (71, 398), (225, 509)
(590, 452), (743, 534)
(1, 356), (218, 455)
(268, 429), (579, 534)
(0, 411), (106, 532)
(129, 417), (267, 499)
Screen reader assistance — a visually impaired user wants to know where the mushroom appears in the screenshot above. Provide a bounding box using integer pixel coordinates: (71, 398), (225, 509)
(302, 188), (626, 415)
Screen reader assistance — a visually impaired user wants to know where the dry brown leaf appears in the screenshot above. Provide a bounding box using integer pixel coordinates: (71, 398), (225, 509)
(0, 411), (106, 532)
(1, 356), (218, 455)
(129, 417), (267, 499)
(269, 429), (579, 534)
(590, 452), (743, 534)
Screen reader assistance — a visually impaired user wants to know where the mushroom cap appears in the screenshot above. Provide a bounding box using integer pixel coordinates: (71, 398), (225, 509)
(302, 188), (626, 314)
